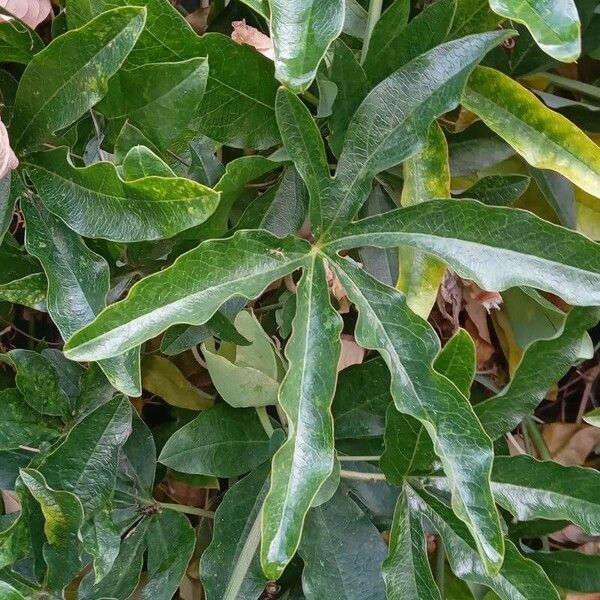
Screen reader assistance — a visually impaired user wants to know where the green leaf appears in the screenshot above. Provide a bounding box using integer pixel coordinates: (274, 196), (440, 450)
(0, 18), (43, 64)
(489, 0), (580, 62)
(0, 272), (46, 311)
(330, 255), (504, 573)
(261, 255), (342, 579)
(1, 350), (70, 418)
(68, 0), (281, 148)
(363, 0), (455, 86)
(78, 518), (149, 600)
(203, 311), (281, 408)
(529, 550), (600, 593)
(328, 40), (369, 157)
(82, 507), (121, 583)
(298, 490), (388, 599)
(333, 358), (390, 455)
(141, 355), (213, 410)
(140, 509), (196, 600)
(328, 200), (600, 306)
(22, 197), (141, 396)
(19, 469), (84, 594)
(462, 67), (600, 198)
(10, 6), (146, 152)
(276, 88), (331, 232)
(24, 147), (220, 242)
(408, 485), (560, 600)
(121, 145), (175, 179)
(269, 0), (344, 92)
(40, 396), (132, 516)
(489, 456), (600, 535)
(383, 486), (441, 600)
(475, 307), (600, 439)
(64, 231), (310, 361)
(120, 409), (156, 499)
(449, 0), (500, 37)
(159, 403), (274, 477)
(456, 175), (530, 206)
(0, 582), (26, 600)
(322, 31), (510, 232)
(201, 463), (270, 600)
(380, 329), (474, 483)
(0, 388), (61, 451)
(97, 57), (208, 150)
(529, 167), (576, 229)
(397, 121), (449, 319)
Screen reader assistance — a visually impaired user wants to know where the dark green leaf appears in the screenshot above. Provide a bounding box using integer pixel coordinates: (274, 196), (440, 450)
(40, 396), (132, 516)
(20, 469), (84, 594)
(456, 175), (530, 206)
(298, 490), (387, 600)
(322, 31), (509, 232)
(383, 486), (441, 600)
(475, 307), (600, 439)
(140, 509), (195, 600)
(97, 58), (208, 150)
(0, 18), (43, 65)
(529, 550), (600, 593)
(159, 404), (273, 477)
(201, 462), (270, 600)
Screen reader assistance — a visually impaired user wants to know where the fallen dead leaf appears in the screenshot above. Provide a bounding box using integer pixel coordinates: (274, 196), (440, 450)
(231, 19), (274, 60)
(542, 423), (600, 466)
(337, 334), (365, 372)
(0, 0), (51, 29)
(0, 116), (18, 179)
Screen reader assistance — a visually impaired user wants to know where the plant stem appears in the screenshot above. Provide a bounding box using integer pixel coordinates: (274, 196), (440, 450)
(158, 502), (215, 518)
(256, 406), (274, 438)
(340, 469), (386, 482)
(254, 302), (283, 314)
(337, 455), (381, 462)
(523, 417), (552, 460)
(302, 90), (319, 107)
(360, 0), (383, 64)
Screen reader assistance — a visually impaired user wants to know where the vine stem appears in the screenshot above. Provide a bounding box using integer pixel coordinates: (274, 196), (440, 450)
(340, 469), (386, 482)
(337, 455), (381, 462)
(158, 502), (215, 518)
(523, 417), (552, 461)
(360, 0), (384, 64)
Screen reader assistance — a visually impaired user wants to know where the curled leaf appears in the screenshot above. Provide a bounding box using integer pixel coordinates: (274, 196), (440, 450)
(231, 19), (274, 60)
(0, 0), (51, 28)
(0, 118), (18, 179)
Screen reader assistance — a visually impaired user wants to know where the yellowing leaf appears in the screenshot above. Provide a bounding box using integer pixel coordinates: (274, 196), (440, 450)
(142, 355), (213, 410)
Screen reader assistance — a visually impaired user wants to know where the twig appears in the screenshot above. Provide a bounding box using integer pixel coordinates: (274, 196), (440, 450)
(158, 502), (215, 518)
(340, 469), (386, 482)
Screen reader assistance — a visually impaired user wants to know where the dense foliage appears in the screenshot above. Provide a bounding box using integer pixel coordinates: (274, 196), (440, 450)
(0, 0), (600, 598)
